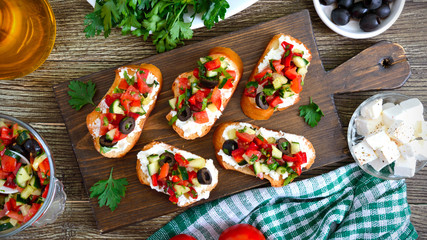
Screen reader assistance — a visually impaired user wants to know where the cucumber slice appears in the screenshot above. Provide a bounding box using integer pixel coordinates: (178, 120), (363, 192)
(169, 98), (177, 110)
(32, 189), (41, 196)
(109, 99), (125, 114)
(272, 73), (287, 90)
(282, 91), (294, 98)
(0, 223), (13, 231)
(191, 178), (201, 187)
(173, 185), (190, 197)
(206, 70), (217, 77)
(220, 59), (228, 69)
(4, 149), (21, 161)
(227, 129), (237, 140)
(293, 49), (304, 55)
(253, 162), (262, 175)
(130, 106), (146, 115)
(142, 96), (152, 105)
(267, 137), (276, 144)
(0, 121), (7, 128)
(16, 195), (29, 205)
(207, 104), (218, 112)
(297, 67), (308, 76)
(271, 146), (283, 159)
(17, 131), (31, 145)
(237, 159), (247, 166)
(148, 161), (159, 176)
(290, 142), (301, 154)
(105, 128), (116, 141)
(187, 158), (206, 169)
(292, 56), (308, 68)
(276, 166), (288, 174)
(20, 185), (35, 199)
(243, 127), (256, 135)
(192, 85), (200, 95)
(32, 152), (47, 171)
(29, 175), (41, 189)
(16, 166), (32, 188)
(199, 57), (208, 64)
(178, 166), (188, 180)
(0, 179), (5, 188)
(147, 154), (160, 163)
(260, 164), (270, 173)
(20, 204), (31, 217)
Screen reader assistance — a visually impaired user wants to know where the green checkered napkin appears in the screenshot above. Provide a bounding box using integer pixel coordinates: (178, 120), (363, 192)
(149, 163), (418, 240)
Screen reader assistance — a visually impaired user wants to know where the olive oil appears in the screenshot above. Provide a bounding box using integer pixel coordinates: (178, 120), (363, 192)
(0, 0), (56, 80)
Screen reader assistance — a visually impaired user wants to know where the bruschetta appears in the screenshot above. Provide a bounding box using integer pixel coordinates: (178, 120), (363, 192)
(136, 141), (219, 207)
(166, 47), (243, 140)
(241, 34), (312, 120)
(213, 122), (316, 187)
(86, 64), (162, 158)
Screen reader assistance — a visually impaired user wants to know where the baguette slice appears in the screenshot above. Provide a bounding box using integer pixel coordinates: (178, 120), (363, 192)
(136, 141), (219, 207)
(241, 34), (312, 120)
(166, 47), (243, 140)
(213, 122), (315, 187)
(86, 64), (162, 158)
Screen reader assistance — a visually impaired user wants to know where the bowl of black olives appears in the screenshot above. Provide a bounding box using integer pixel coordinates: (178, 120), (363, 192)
(314, 0), (405, 38)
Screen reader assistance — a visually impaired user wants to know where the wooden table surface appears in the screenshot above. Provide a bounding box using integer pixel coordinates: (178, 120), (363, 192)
(2, 0), (426, 239)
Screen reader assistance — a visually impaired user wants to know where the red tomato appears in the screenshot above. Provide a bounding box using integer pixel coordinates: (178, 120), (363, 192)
(23, 203), (41, 223)
(0, 127), (11, 140)
(130, 100), (141, 107)
(105, 95), (117, 107)
(244, 149), (261, 160)
(1, 155), (16, 172)
(118, 79), (129, 90)
(11, 124), (19, 138)
(6, 211), (24, 223)
(42, 184), (49, 198)
(120, 98), (131, 112)
(226, 70), (236, 80)
(174, 153), (189, 166)
(151, 173), (158, 187)
(13, 162), (22, 176)
(193, 68), (200, 79)
(269, 96), (283, 108)
(172, 175), (180, 183)
(211, 87), (222, 110)
(272, 60), (284, 73)
(188, 95), (197, 106)
(178, 78), (189, 90)
(219, 224), (265, 240)
(282, 53), (293, 67)
(236, 131), (255, 143)
(169, 234), (197, 240)
(193, 110), (209, 124)
(290, 75), (302, 94)
(39, 159), (50, 176)
(204, 58), (221, 71)
(121, 85), (141, 101)
(222, 79), (233, 89)
(0, 170), (9, 179)
(158, 163), (169, 180)
(254, 69), (272, 83)
(231, 148), (245, 162)
(253, 136), (267, 146)
(188, 171), (197, 182)
(137, 71), (152, 94)
(284, 67), (298, 81)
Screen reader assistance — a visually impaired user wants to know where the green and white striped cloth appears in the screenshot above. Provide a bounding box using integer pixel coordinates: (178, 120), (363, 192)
(149, 163), (418, 240)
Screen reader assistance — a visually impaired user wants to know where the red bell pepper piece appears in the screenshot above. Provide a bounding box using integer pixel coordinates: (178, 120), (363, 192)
(128, 112), (140, 120)
(254, 68), (272, 83)
(283, 53), (293, 67)
(1, 155), (16, 172)
(167, 188), (178, 204)
(193, 68), (200, 79)
(281, 41), (294, 51)
(172, 175), (180, 183)
(130, 100), (141, 107)
(42, 184), (50, 198)
(269, 96), (283, 108)
(39, 159), (50, 176)
(292, 165), (302, 176)
(282, 154), (299, 162)
(272, 60), (285, 73)
(174, 153), (189, 167)
(295, 151), (307, 164)
(158, 163), (169, 180)
(290, 75), (302, 94)
(193, 110), (209, 124)
(236, 131), (256, 143)
(204, 58), (221, 71)
(151, 173), (158, 187)
(188, 171), (197, 182)
(293, 52), (303, 57)
(244, 86), (257, 98)
(284, 67), (299, 81)
(12, 162), (22, 176)
(188, 187), (198, 199)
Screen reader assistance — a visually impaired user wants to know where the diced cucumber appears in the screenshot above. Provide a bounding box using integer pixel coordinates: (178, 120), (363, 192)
(207, 104), (218, 112)
(293, 49), (304, 55)
(29, 175), (41, 189)
(297, 67), (308, 76)
(142, 96), (152, 105)
(20, 204), (31, 216)
(237, 159), (247, 166)
(16, 166), (32, 188)
(243, 127), (256, 135)
(287, 161), (294, 167)
(221, 59), (228, 69)
(32, 152), (47, 171)
(283, 91), (294, 98)
(17, 131), (31, 145)
(187, 158), (206, 169)
(260, 164), (270, 173)
(130, 106), (145, 115)
(105, 128), (116, 141)
(147, 154), (160, 163)
(20, 185), (35, 199)
(276, 166), (288, 174)
(169, 98), (177, 110)
(4, 149), (21, 161)
(0, 222), (13, 231)
(290, 142), (301, 154)
(271, 146), (283, 159)
(178, 166), (188, 180)
(272, 73), (287, 89)
(199, 57), (208, 64)
(0, 179), (5, 188)
(227, 129), (237, 140)
(292, 56), (308, 68)
(191, 178), (201, 187)
(32, 189), (41, 196)
(174, 185), (190, 197)
(148, 161), (160, 176)
(192, 85), (200, 94)
(8, 218), (18, 227)
(253, 162), (262, 175)
(206, 70), (217, 77)
(16, 195), (29, 205)
(267, 137), (276, 144)
(109, 99), (125, 114)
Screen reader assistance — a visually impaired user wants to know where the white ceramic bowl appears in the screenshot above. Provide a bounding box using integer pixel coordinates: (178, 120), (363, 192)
(348, 93), (427, 180)
(313, 0), (406, 39)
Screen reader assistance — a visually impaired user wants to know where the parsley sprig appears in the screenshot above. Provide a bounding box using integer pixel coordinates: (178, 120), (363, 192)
(90, 168), (129, 212)
(67, 80), (96, 110)
(299, 97), (324, 127)
(84, 0), (230, 53)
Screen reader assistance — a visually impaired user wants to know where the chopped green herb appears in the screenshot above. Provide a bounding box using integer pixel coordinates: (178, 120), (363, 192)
(262, 84), (276, 96)
(246, 81), (258, 88)
(90, 168), (128, 212)
(299, 97), (324, 128)
(124, 71), (135, 86)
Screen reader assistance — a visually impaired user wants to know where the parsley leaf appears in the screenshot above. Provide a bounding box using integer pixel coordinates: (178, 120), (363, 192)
(299, 97), (324, 127)
(90, 168), (128, 212)
(123, 71), (135, 85)
(67, 80), (96, 110)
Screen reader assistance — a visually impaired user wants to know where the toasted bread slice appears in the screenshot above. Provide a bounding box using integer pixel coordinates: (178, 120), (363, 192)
(241, 34), (312, 120)
(136, 141), (219, 207)
(213, 122), (315, 187)
(86, 64), (162, 158)
(166, 47), (243, 140)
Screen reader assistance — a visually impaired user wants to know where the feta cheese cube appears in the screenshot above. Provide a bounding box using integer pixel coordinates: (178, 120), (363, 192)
(368, 158), (388, 172)
(382, 102), (395, 111)
(355, 117), (383, 136)
(365, 130), (391, 150)
(394, 156), (416, 178)
(415, 120), (427, 139)
(382, 105), (406, 127)
(376, 140), (400, 164)
(399, 143), (416, 159)
(411, 140), (427, 160)
(400, 98), (424, 126)
(387, 120), (415, 144)
(361, 98), (383, 119)
(352, 140), (377, 165)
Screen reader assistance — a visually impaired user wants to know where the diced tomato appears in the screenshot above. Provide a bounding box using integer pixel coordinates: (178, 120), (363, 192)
(174, 153), (189, 167)
(226, 70), (236, 80)
(193, 68), (200, 79)
(172, 175), (180, 183)
(112, 128), (121, 141)
(0, 127), (11, 140)
(188, 187), (198, 199)
(16, 186), (24, 193)
(188, 95), (197, 106)
(284, 67), (299, 81)
(120, 98), (131, 112)
(4, 174), (16, 188)
(117, 133), (127, 141)
(272, 60), (285, 73)
(254, 136), (267, 146)
(292, 165), (302, 176)
(254, 69), (272, 83)
(211, 87), (221, 110)
(158, 163), (169, 180)
(178, 77), (189, 91)
(290, 75), (302, 94)
(5, 198), (18, 211)
(111, 114), (125, 126)
(136, 71), (152, 94)
(222, 79), (233, 89)
(39, 159), (50, 176)
(121, 85), (141, 101)
(195, 90), (205, 102)
(108, 123), (115, 131)
(105, 95), (115, 107)
(12, 162), (22, 176)
(37, 171), (47, 186)
(1, 155), (16, 172)
(204, 58), (221, 71)
(99, 124), (108, 136)
(23, 203), (41, 223)
(167, 188), (178, 204)
(193, 110), (209, 124)
(151, 173), (158, 187)
(118, 79), (129, 90)
(244, 86), (257, 98)
(42, 184), (50, 198)
(137, 68), (149, 82)
(245, 149), (261, 161)
(128, 112), (140, 120)
(248, 142), (259, 150)
(231, 148), (245, 162)
(281, 41), (294, 51)
(130, 100), (141, 107)
(237, 140), (250, 150)
(236, 131), (255, 143)
(282, 154), (299, 162)
(189, 101), (203, 112)
(188, 171), (197, 182)
(0, 170), (9, 179)
(199, 89), (211, 98)
(178, 180), (190, 187)
(11, 124), (19, 138)
(269, 96), (283, 108)
(6, 211), (24, 223)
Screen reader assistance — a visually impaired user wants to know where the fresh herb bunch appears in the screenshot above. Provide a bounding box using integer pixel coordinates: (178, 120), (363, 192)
(299, 97), (324, 127)
(84, 0), (230, 53)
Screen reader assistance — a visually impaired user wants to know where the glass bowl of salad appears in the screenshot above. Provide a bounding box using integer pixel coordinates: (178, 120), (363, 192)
(0, 114), (66, 237)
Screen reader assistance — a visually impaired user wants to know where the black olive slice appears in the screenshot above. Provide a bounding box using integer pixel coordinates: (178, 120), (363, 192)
(199, 78), (219, 89)
(177, 106), (192, 121)
(99, 135), (117, 147)
(197, 168), (212, 185)
(24, 139), (42, 156)
(255, 92), (269, 110)
(277, 138), (291, 155)
(159, 152), (176, 167)
(119, 117), (136, 134)
(222, 140), (238, 156)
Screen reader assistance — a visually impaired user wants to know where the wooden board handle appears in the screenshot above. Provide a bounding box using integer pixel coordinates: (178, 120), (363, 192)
(325, 41), (411, 94)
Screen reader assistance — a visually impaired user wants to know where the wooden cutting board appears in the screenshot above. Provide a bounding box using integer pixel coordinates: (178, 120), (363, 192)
(53, 10), (410, 233)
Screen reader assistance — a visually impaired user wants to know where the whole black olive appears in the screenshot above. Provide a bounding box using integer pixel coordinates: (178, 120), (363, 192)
(255, 92), (269, 110)
(338, 0), (354, 9)
(331, 8), (351, 26)
(24, 139), (42, 156)
(119, 117), (135, 134)
(222, 140), (238, 156)
(199, 78), (219, 89)
(197, 168), (212, 185)
(320, 0), (336, 5)
(177, 106), (192, 121)
(277, 138), (291, 155)
(159, 152), (176, 167)
(10, 143), (26, 156)
(350, 2), (368, 19)
(99, 135), (117, 147)
(376, 4), (391, 18)
(363, 0), (382, 10)
(360, 13), (381, 32)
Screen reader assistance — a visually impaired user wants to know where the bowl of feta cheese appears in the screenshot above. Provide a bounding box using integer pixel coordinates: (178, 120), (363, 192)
(348, 92), (427, 180)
